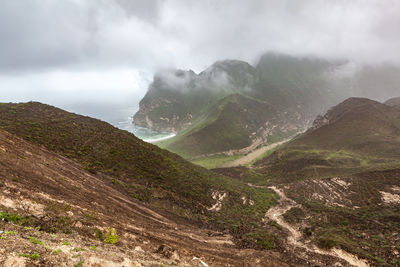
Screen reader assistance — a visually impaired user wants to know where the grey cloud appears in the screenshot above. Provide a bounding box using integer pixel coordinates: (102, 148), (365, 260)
(114, 0), (164, 21)
(0, 0), (400, 74)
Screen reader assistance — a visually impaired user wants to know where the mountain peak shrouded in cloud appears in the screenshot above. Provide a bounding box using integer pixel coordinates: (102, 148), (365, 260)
(1, 0), (400, 108)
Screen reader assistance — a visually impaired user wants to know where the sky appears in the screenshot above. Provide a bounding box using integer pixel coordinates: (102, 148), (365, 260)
(1, 0), (399, 117)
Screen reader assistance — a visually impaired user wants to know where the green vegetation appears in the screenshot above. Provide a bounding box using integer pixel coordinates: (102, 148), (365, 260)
(134, 54), (348, 159)
(20, 253), (40, 260)
(244, 230), (276, 250)
(4, 231), (18, 235)
(29, 236), (44, 246)
(283, 207), (305, 224)
(212, 167), (271, 186)
(52, 249), (62, 255)
(0, 102), (279, 249)
(103, 228), (118, 244)
(283, 168), (400, 266)
(0, 212), (26, 225)
(318, 232), (340, 249)
(159, 94), (292, 159)
(191, 154), (242, 169)
(62, 241), (71, 246)
(255, 98), (400, 182)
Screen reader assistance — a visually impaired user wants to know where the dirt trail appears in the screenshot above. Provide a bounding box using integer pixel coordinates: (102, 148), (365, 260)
(265, 186), (370, 267)
(221, 137), (293, 167)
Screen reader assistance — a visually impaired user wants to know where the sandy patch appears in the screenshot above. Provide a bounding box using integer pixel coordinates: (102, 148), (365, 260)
(380, 191), (400, 204)
(207, 192), (226, 211)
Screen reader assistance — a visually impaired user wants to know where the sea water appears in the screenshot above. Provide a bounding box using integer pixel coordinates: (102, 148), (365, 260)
(114, 115), (176, 142)
(61, 103), (175, 143)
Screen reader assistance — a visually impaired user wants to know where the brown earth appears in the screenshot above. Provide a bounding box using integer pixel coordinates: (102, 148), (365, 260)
(0, 129), (300, 266)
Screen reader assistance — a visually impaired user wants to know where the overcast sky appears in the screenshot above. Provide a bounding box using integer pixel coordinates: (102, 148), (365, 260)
(1, 0), (399, 115)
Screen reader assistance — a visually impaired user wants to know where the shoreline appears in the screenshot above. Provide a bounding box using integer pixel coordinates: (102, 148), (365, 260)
(145, 133), (176, 143)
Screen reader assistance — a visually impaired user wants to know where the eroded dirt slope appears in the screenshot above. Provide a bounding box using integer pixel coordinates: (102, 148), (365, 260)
(0, 130), (295, 266)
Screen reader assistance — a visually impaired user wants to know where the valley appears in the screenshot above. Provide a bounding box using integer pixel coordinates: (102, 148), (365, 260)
(1, 95), (400, 266)
(2, 2), (400, 267)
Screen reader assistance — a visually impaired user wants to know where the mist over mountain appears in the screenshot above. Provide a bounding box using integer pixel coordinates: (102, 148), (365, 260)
(133, 52), (400, 159)
(2, 1), (400, 266)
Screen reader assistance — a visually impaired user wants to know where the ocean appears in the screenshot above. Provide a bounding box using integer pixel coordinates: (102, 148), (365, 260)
(60, 103), (175, 143)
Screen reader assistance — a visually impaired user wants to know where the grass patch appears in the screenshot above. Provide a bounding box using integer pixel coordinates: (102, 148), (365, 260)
(283, 207), (305, 224)
(52, 249), (62, 255)
(191, 154), (242, 169)
(29, 236), (44, 246)
(20, 253), (40, 260)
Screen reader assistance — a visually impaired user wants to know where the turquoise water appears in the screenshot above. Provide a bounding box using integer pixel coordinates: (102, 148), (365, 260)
(61, 103), (175, 143)
(114, 116), (176, 142)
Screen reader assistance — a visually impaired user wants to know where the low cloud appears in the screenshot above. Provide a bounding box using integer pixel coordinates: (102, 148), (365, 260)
(1, 0), (399, 106)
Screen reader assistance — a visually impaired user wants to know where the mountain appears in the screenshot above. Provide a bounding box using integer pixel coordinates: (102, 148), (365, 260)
(133, 60), (257, 133)
(133, 53), (400, 163)
(255, 97), (400, 180)
(2, 101), (366, 266)
(134, 54), (346, 160)
(2, 101), (398, 266)
(0, 102), (293, 255)
(216, 97), (400, 266)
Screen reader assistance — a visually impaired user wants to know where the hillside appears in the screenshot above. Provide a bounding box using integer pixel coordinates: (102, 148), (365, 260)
(255, 97), (400, 181)
(213, 97), (400, 266)
(0, 129), (297, 266)
(385, 97), (400, 110)
(275, 168), (400, 267)
(0, 103), (370, 266)
(0, 102), (294, 251)
(159, 94), (304, 159)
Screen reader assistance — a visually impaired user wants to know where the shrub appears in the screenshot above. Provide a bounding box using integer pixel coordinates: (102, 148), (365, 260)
(104, 228), (118, 244)
(318, 234), (339, 249)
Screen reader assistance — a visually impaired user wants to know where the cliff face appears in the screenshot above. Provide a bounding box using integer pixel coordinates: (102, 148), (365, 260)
(133, 61), (257, 132)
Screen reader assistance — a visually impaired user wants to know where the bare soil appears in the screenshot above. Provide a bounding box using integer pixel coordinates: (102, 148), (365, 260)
(0, 130), (295, 266)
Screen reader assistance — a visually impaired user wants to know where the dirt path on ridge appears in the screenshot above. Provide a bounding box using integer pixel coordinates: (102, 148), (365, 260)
(264, 186), (370, 267)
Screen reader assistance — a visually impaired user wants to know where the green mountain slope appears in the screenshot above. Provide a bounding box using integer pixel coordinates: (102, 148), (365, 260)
(219, 97), (400, 266)
(0, 102), (279, 246)
(135, 54), (344, 159)
(159, 94), (303, 158)
(255, 97), (400, 181)
(134, 53), (400, 161)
